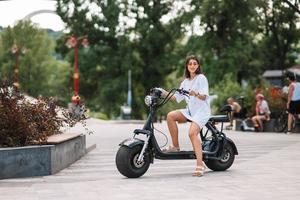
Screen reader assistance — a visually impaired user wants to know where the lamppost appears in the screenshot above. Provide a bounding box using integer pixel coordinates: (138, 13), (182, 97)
(65, 35), (89, 103)
(11, 44), (27, 89)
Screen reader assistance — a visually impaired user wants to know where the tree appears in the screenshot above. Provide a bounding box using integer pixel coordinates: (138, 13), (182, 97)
(181, 0), (263, 84)
(181, 0), (300, 85)
(56, 0), (131, 117)
(257, 0), (300, 71)
(0, 21), (71, 102)
(56, 0), (187, 118)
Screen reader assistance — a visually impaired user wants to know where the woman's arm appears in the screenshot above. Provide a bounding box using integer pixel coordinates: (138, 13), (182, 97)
(160, 89), (176, 101)
(255, 102), (260, 115)
(191, 75), (209, 101)
(189, 90), (207, 100)
(287, 84), (294, 108)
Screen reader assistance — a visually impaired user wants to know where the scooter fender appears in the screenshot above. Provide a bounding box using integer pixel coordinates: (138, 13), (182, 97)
(119, 138), (144, 148)
(225, 137), (238, 155)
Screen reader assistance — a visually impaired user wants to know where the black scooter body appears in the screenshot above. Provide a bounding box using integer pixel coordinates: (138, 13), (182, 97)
(119, 108), (238, 161)
(116, 89), (238, 178)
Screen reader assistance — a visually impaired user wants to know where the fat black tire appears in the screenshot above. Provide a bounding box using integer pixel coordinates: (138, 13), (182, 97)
(205, 143), (235, 171)
(116, 145), (150, 178)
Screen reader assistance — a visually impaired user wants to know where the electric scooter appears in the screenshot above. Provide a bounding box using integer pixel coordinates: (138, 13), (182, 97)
(116, 88), (238, 178)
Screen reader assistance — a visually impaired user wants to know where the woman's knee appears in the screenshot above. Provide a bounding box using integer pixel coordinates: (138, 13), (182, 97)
(188, 131), (198, 138)
(167, 111), (175, 121)
(189, 123), (200, 138)
(167, 110), (185, 122)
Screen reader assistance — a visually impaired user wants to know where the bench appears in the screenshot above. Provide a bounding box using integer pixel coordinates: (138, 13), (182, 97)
(46, 133), (82, 144)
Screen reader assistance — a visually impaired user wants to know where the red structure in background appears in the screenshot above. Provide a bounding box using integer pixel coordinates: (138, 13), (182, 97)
(65, 36), (89, 101)
(11, 44), (26, 89)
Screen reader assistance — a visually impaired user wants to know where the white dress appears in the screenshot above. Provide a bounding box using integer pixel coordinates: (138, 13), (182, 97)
(174, 74), (211, 128)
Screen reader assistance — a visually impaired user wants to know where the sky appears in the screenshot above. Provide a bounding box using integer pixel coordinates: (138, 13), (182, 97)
(0, 0), (202, 35)
(0, 0), (65, 31)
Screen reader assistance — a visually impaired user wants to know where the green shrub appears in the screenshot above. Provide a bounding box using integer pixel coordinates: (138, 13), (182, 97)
(0, 82), (89, 147)
(89, 111), (109, 120)
(211, 73), (286, 118)
(211, 73), (246, 114)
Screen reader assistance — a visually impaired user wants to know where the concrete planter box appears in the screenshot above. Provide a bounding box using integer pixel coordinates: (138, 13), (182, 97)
(0, 133), (86, 179)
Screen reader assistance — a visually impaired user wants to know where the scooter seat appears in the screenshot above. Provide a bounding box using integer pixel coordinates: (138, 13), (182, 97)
(134, 129), (151, 135)
(209, 115), (230, 122)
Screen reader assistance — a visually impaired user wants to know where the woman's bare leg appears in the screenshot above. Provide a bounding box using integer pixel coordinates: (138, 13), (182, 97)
(257, 116), (264, 131)
(252, 116), (258, 126)
(288, 113), (293, 132)
(166, 110), (187, 148)
(255, 116), (267, 131)
(188, 122), (202, 167)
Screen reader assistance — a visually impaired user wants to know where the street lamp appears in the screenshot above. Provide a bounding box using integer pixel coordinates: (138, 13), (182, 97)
(11, 44), (27, 89)
(65, 35), (89, 103)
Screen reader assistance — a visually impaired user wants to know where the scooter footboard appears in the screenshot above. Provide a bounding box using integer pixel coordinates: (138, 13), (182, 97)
(119, 138), (144, 148)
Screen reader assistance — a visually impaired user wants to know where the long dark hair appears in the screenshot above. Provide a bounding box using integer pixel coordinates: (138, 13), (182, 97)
(184, 55), (202, 79)
(287, 72), (296, 81)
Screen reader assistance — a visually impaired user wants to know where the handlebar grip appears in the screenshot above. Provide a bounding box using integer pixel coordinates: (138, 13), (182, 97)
(176, 88), (189, 95)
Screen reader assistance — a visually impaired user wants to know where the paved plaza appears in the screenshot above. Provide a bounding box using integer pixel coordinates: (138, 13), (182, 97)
(1, 119), (300, 200)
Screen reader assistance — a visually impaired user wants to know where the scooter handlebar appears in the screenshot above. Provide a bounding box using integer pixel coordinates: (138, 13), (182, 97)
(176, 88), (189, 95)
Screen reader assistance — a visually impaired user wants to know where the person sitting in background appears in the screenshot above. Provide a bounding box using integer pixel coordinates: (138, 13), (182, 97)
(226, 97), (241, 130)
(251, 93), (270, 132)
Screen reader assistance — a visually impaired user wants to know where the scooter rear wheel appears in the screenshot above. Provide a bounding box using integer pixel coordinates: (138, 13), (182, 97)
(205, 143), (235, 171)
(116, 145), (150, 178)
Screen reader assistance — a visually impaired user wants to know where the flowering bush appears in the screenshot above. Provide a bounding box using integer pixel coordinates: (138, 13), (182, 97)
(0, 82), (89, 147)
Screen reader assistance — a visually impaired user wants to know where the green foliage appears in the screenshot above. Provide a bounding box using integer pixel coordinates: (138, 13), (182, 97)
(211, 73), (243, 113)
(52, 0), (300, 119)
(158, 71), (186, 116)
(211, 73), (260, 117)
(55, 0), (187, 118)
(182, 0), (300, 86)
(0, 21), (71, 105)
(42, 59), (72, 104)
(212, 74), (287, 118)
(1, 1), (297, 120)
(255, 0), (300, 70)
(89, 111), (109, 120)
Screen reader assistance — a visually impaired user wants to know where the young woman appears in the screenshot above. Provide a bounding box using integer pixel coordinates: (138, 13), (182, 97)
(159, 55), (211, 177)
(287, 73), (300, 134)
(251, 93), (270, 131)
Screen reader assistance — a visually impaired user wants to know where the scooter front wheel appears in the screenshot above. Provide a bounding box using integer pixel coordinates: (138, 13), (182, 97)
(116, 145), (150, 178)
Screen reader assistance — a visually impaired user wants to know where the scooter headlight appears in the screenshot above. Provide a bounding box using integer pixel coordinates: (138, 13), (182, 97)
(144, 95), (152, 106)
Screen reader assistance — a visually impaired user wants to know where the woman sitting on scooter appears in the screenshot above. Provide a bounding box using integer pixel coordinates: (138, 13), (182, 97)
(159, 55), (211, 177)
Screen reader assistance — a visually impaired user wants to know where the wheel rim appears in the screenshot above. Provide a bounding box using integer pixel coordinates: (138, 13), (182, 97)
(133, 154), (144, 168)
(220, 150), (231, 162)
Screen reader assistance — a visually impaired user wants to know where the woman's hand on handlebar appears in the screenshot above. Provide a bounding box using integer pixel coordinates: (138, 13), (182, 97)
(155, 87), (168, 97)
(189, 90), (207, 100)
(155, 88), (179, 101)
(189, 90), (197, 97)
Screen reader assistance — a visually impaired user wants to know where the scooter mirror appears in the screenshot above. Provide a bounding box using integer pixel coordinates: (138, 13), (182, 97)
(150, 88), (162, 97)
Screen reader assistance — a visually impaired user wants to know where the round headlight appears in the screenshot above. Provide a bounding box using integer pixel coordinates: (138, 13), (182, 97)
(144, 95), (152, 106)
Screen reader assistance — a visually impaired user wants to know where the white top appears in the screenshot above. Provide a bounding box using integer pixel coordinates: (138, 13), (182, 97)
(291, 82), (300, 101)
(258, 100), (271, 115)
(174, 74), (211, 128)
